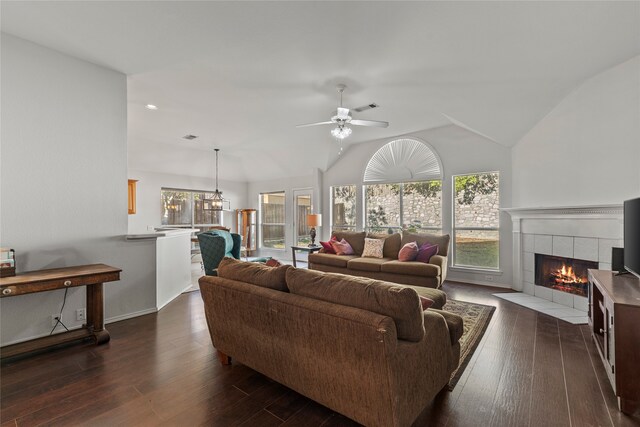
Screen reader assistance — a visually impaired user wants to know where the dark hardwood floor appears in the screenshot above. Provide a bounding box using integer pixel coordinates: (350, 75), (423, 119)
(2, 281), (639, 427)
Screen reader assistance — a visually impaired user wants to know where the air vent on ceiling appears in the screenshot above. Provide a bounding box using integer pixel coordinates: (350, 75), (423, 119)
(353, 103), (379, 113)
(182, 134), (198, 140)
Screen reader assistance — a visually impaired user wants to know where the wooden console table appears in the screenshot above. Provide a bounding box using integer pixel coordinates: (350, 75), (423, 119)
(0, 264), (121, 359)
(588, 269), (640, 414)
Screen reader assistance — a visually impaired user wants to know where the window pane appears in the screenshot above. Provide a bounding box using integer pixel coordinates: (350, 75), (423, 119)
(455, 230), (499, 269)
(260, 192), (285, 249)
(193, 192), (222, 225)
(161, 190), (192, 226)
(262, 225), (286, 249)
(454, 173), (499, 228)
(365, 184), (401, 233)
(402, 181), (442, 231)
(331, 185), (356, 231)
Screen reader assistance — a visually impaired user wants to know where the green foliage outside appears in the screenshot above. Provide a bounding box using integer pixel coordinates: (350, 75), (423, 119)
(456, 239), (499, 269)
(454, 173), (498, 205)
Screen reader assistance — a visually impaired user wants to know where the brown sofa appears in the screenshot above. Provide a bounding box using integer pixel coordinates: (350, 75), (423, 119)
(308, 231), (450, 288)
(199, 258), (463, 427)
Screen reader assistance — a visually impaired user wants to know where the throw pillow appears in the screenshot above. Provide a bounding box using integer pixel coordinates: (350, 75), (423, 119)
(416, 243), (439, 264)
(419, 295), (434, 310)
(398, 241), (419, 262)
(320, 236), (337, 254)
(361, 238), (384, 258)
(265, 258), (282, 267)
(331, 238), (355, 255)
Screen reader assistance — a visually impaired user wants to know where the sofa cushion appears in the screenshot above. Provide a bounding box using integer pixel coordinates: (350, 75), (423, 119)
(286, 268), (425, 342)
(416, 243), (439, 263)
(405, 286), (447, 309)
(362, 238), (384, 258)
(331, 238), (355, 255)
(319, 236), (337, 254)
(308, 253), (358, 268)
(347, 257), (394, 272)
(380, 260), (441, 277)
(217, 257), (291, 292)
(331, 231), (366, 255)
(401, 232), (450, 256)
(366, 233), (402, 259)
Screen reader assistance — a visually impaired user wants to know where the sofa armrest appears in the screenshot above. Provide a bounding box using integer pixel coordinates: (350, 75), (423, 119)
(429, 255), (448, 283)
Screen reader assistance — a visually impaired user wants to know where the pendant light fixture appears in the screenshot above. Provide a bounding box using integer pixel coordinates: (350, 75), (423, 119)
(203, 148), (228, 211)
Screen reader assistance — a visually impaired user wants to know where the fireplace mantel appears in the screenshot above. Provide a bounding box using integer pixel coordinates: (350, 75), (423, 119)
(502, 204), (622, 221)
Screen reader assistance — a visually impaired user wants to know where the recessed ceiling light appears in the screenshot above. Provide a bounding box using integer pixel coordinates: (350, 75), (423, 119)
(145, 104), (158, 110)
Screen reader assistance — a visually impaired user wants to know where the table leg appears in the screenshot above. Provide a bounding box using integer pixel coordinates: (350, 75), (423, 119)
(292, 248), (297, 267)
(86, 283), (110, 344)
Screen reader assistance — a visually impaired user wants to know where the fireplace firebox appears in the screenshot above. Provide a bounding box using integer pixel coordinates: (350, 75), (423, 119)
(534, 254), (598, 297)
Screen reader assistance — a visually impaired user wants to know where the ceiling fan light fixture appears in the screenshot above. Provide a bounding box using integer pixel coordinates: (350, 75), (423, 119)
(331, 126), (352, 140)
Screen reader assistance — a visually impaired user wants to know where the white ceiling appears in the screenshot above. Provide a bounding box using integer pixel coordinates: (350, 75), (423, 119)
(3, 1), (639, 182)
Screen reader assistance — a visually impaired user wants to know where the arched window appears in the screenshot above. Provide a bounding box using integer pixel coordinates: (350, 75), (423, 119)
(363, 139), (443, 233)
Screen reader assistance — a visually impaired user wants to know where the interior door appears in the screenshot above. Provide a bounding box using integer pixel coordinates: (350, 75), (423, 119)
(293, 189), (313, 247)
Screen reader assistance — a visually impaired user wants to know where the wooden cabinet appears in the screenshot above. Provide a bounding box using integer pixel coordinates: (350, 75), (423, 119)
(128, 179), (138, 214)
(588, 269), (640, 414)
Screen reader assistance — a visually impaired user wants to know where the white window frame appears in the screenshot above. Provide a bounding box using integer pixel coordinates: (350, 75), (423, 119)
(451, 171), (500, 271)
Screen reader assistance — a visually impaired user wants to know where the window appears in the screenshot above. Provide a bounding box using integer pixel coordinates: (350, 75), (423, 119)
(330, 185), (356, 232)
(161, 188), (223, 229)
(452, 172), (500, 269)
(364, 181), (442, 234)
(260, 192), (285, 249)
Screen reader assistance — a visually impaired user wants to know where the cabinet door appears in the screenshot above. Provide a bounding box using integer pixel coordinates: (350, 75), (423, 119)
(128, 180), (138, 214)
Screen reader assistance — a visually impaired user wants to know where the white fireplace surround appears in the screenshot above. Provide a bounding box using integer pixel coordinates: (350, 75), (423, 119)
(503, 205), (623, 311)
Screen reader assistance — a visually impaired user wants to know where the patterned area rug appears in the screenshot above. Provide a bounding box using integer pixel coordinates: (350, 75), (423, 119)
(443, 299), (496, 390)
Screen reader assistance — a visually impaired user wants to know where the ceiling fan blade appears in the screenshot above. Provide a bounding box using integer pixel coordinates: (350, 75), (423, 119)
(353, 103), (379, 113)
(296, 121), (334, 128)
(350, 119), (389, 128)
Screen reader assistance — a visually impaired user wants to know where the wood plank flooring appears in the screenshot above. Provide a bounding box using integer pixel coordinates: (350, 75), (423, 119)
(2, 282), (639, 427)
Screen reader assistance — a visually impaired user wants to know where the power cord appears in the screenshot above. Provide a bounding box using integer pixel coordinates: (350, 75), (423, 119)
(49, 287), (70, 335)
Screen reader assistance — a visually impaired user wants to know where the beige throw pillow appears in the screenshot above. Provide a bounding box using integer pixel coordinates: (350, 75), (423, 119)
(362, 238), (384, 258)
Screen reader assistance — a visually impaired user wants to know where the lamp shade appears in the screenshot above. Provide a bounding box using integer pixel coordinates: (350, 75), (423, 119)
(307, 214), (322, 227)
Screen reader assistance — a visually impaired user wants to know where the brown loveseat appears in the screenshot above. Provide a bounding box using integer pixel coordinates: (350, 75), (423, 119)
(309, 231), (450, 288)
(199, 258), (463, 427)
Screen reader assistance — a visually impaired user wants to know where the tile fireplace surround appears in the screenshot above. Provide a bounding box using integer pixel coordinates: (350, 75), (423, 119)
(503, 205), (623, 313)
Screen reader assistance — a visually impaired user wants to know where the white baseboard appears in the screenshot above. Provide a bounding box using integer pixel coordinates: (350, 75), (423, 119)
(106, 307), (157, 324)
(156, 283), (193, 311)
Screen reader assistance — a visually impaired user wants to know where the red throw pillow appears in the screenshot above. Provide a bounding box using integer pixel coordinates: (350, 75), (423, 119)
(320, 236), (337, 254)
(419, 296), (434, 310)
(265, 258), (282, 267)
(416, 243), (439, 263)
(398, 241), (419, 262)
(331, 238), (355, 255)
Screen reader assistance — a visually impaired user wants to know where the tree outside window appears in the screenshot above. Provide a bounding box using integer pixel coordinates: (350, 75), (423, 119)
(452, 172), (499, 269)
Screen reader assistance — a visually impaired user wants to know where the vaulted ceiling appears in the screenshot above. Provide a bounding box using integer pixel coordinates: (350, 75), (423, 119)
(3, 1), (639, 181)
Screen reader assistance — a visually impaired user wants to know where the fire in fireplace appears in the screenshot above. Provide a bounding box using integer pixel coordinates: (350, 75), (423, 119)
(534, 254), (598, 297)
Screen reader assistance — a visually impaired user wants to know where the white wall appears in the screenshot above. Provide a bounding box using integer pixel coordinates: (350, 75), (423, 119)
(0, 34), (156, 346)
(127, 169), (248, 233)
(512, 56), (640, 207)
(322, 128), (513, 287)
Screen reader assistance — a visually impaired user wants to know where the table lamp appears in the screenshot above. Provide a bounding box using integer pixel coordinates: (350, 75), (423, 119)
(307, 214), (322, 247)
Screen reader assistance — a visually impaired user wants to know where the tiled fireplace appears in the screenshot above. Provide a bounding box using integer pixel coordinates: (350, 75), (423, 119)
(504, 205), (623, 312)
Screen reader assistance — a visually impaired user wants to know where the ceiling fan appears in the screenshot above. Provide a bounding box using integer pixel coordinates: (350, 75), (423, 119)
(296, 84), (389, 139)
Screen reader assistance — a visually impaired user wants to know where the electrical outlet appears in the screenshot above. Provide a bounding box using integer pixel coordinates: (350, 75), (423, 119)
(51, 314), (61, 327)
(485, 275), (494, 282)
(76, 308), (86, 321)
